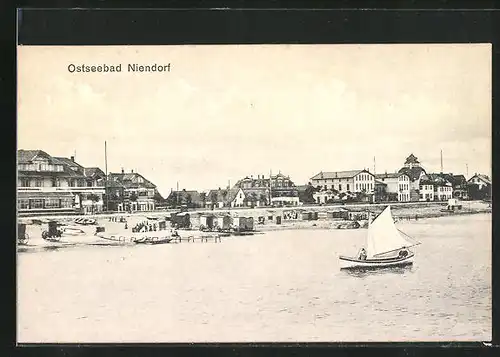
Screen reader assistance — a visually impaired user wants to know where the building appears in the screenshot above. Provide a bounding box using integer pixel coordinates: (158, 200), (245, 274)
(206, 188), (246, 208)
(419, 174), (453, 201)
(375, 172), (411, 202)
(313, 189), (338, 204)
(440, 174), (468, 200)
(397, 154), (427, 201)
(467, 173), (492, 200)
(468, 174), (491, 190)
(108, 169), (158, 212)
(418, 177), (435, 202)
(165, 190), (204, 208)
(296, 184), (317, 205)
(310, 169), (375, 194)
(17, 150), (106, 215)
(233, 172), (299, 206)
(374, 179), (389, 202)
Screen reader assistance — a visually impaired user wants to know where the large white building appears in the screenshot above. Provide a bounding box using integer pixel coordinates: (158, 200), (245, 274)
(310, 169), (375, 194)
(398, 154), (427, 201)
(17, 150), (106, 215)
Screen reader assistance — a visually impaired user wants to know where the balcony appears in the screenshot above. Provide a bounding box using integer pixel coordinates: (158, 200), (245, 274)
(18, 186), (105, 194)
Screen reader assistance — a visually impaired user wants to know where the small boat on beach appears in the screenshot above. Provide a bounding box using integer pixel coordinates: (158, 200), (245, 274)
(74, 218), (96, 225)
(61, 227), (86, 236)
(339, 206), (421, 270)
(133, 236), (173, 245)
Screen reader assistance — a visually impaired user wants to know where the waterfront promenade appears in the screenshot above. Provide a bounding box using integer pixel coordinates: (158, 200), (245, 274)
(18, 200), (491, 222)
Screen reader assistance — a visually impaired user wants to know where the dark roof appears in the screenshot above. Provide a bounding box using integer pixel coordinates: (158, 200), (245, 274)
(18, 150), (56, 164)
(53, 157), (84, 169)
(106, 179), (125, 189)
(398, 166), (426, 181)
(469, 174), (491, 185)
(108, 172), (156, 189)
(421, 174), (453, 186)
(167, 190), (203, 204)
(84, 167), (105, 178)
(375, 179), (387, 186)
(311, 169), (372, 180)
(375, 172), (408, 179)
(207, 188), (243, 204)
(404, 154), (421, 165)
(234, 172), (295, 188)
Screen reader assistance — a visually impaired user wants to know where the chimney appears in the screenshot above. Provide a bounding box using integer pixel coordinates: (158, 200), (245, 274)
(70, 156), (75, 162)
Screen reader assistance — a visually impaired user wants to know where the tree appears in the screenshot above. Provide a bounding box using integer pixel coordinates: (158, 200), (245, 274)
(210, 192), (218, 209)
(200, 192), (207, 207)
(222, 190), (228, 207)
(250, 192), (258, 206)
(186, 193), (193, 207)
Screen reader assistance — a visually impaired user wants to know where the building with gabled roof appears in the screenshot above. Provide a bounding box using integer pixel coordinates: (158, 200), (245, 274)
(233, 172), (299, 206)
(206, 188), (246, 208)
(468, 173), (491, 188)
(419, 173), (453, 201)
(108, 169), (158, 212)
(165, 190), (204, 208)
(310, 169), (375, 196)
(467, 173), (491, 200)
(396, 154), (428, 201)
(17, 150), (106, 215)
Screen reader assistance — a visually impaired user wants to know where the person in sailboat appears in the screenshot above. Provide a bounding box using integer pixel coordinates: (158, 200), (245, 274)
(358, 248), (367, 260)
(398, 248), (409, 258)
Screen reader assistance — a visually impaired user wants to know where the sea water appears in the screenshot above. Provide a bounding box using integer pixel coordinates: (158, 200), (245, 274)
(17, 213), (491, 343)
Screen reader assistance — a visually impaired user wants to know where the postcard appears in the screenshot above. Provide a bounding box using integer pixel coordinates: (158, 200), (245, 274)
(17, 44), (492, 343)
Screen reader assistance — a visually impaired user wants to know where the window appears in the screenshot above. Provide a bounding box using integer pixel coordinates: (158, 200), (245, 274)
(30, 199), (44, 209)
(339, 184), (342, 191)
(347, 184), (350, 191)
(18, 199), (29, 209)
(20, 178), (29, 187)
(70, 179), (76, 187)
(35, 179), (42, 187)
(45, 198), (60, 208)
(61, 198), (73, 208)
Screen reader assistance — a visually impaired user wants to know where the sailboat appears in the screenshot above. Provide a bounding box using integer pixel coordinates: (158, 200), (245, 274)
(338, 205), (421, 269)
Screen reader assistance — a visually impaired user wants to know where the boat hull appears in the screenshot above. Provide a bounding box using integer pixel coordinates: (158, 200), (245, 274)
(339, 253), (414, 269)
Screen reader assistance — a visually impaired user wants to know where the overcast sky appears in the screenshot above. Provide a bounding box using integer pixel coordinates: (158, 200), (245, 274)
(18, 44), (491, 197)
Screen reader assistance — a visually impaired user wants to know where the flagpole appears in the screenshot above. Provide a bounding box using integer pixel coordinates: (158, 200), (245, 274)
(104, 141), (108, 212)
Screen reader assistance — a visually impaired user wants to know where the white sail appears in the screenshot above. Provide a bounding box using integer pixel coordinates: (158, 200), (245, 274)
(366, 206), (412, 258)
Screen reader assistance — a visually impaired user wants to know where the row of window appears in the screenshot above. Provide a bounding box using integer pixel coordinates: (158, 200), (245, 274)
(18, 198), (74, 210)
(18, 178), (100, 188)
(355, 174), (373, 181)
(18, 163), (64, 172)
(399, 184), (409, 191)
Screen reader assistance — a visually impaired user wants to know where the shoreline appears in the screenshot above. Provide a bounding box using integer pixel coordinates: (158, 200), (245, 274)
(17, 200), (490, 221)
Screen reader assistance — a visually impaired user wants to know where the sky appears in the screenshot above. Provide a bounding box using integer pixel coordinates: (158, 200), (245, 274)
(17, 44), (491, 197)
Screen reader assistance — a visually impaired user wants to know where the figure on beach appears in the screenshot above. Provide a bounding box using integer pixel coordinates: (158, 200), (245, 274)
(358, 248), (367, 260)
